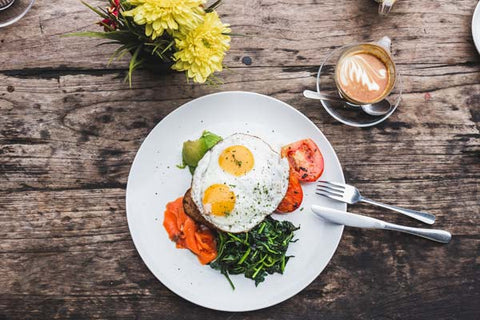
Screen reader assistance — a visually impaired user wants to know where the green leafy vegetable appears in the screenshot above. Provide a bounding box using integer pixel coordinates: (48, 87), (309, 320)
(180, 131), (222, 174)
(210, 216), (299, 289)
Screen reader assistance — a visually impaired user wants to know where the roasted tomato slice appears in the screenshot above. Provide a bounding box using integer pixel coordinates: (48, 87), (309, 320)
(276, 170), (303, 213)
(281, 138), (324, 182)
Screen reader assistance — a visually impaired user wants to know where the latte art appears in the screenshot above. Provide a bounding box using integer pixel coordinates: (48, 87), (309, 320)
(339, 54), (387, 92)
(336, 51), (392, 104)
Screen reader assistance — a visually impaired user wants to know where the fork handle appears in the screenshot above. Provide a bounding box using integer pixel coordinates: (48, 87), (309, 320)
(383, 222), (451, 243)
(360, 197), (436, 225)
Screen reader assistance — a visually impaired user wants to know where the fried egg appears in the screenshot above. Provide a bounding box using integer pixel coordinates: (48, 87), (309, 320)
(191, 133), (289, 233)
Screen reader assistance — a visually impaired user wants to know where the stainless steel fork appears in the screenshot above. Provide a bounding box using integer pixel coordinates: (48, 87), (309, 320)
(316, 181), (436, 225)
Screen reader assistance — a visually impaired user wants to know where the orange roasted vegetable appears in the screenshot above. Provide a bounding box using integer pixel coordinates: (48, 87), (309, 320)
(281, 138), (324, 182)
(276, 170), (304, 213)
(163, 197), (217, 264)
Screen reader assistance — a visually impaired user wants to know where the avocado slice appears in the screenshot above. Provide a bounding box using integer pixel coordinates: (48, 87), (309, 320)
(180, 131), (223, 174)
(201, 130), (222, 149)
(182, 139), (208, 169)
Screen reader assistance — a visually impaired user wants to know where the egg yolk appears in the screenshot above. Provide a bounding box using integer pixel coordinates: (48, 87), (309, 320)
(218, 145), (254, 176)
(203, 184), (236, 216)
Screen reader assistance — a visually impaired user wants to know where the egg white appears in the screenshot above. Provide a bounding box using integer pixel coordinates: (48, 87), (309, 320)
(191, 133), (289, 233)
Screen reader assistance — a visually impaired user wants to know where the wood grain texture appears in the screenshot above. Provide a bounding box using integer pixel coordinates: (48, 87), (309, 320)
(1, 0), (479, 319)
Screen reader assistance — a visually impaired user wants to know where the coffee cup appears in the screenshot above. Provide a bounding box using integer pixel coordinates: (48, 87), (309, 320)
(334, 36), (396, 105)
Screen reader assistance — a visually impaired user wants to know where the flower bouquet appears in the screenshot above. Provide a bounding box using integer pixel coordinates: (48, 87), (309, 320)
(75, 0), (231, 85)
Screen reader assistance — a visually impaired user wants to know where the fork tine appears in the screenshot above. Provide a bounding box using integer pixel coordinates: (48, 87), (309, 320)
(317, 181), (344, 192)
(316, 185), (344, 197)
(317, 180), (346, 189)
(316, 190), (344, 201)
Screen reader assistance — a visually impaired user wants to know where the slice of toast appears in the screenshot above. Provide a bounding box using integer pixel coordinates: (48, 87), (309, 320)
(183, 188), (215, 230)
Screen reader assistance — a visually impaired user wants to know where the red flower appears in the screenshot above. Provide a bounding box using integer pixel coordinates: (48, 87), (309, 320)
(99, 0), (121, 31)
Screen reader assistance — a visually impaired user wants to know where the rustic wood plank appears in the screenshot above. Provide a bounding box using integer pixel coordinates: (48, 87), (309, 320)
(1, 0), (479, 319)
(1, 206), (478, 319)
(1, 66), (479, 193)
(1, 63), (479, 319)
(0, 0), (479, 71)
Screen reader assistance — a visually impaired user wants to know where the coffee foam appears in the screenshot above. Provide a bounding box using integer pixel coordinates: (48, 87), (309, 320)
(338, 54), (387, 92)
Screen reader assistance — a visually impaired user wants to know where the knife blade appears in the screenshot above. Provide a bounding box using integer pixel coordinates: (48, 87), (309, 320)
(311, 205), (386, 229)
(311, 205), (451, 243)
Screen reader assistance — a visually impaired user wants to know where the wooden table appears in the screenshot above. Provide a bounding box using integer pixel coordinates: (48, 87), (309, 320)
(1, 0), (479, 318)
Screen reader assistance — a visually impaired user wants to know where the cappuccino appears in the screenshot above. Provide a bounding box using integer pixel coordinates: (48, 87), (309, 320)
(335, 44), (396, 105)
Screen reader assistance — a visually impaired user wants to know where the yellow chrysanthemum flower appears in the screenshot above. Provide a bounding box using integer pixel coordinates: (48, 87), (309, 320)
(123, 0), (205, 40)
(172, 12), (231, 83)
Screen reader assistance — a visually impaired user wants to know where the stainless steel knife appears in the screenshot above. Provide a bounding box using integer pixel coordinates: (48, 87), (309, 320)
(311, 205), (451, 243)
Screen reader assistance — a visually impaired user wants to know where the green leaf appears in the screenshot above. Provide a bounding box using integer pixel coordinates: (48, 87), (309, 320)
(127, 45), (143, 87)
(95, 41), (122, 47)
(81, 1), (109, 19)
(62, 31), (113, 39)
(159, 40), (175, 55)
(206, 0), (223, 12)
(108, 45), (129, 65)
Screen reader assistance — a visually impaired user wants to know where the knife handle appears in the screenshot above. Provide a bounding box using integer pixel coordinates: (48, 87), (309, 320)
(361, 197), (436, 225)
(383, 222), (451, 243)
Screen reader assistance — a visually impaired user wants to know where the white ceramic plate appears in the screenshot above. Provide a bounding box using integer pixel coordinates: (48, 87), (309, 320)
(126, 91), (346, 311)
(473, 1), (480, 54)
